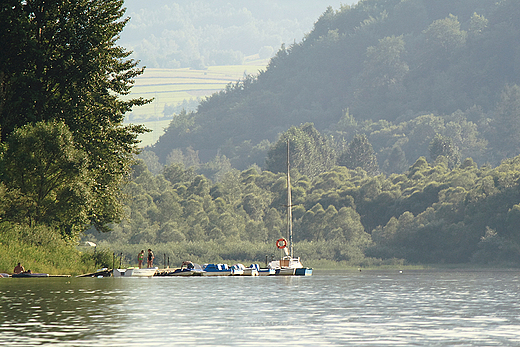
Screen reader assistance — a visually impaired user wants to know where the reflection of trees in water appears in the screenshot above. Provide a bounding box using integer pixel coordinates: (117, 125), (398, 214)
(0, 279), (127, 343)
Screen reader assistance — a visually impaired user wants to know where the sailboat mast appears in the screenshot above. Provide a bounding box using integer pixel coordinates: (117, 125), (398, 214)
(287, 139), (293, 258)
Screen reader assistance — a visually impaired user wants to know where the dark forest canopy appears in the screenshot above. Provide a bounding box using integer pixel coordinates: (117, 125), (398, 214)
(149, 0), (520, 175)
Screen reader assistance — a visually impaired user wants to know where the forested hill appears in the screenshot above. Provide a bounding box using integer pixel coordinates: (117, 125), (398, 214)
(149, 0), (520, 174)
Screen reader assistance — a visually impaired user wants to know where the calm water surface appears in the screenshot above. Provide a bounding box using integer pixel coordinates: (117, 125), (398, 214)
(1, 270), (520, 346)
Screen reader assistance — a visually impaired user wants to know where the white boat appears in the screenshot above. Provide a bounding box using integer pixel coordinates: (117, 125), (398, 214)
(258, 267), (276, 276)
(234, 264), (259, 276)
(113, 267), (157, 277)
(201, 263), (232, 276)
(267, 140), (312, 277)
(230, 264), (245, 276)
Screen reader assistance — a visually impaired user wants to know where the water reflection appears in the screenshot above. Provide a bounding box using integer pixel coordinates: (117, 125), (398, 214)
(0, 278), (127, 346)
(1, 271), (520, 346)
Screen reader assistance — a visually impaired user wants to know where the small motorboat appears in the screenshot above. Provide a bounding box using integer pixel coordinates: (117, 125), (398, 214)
(239, 264), (259, 276)
(166, 261), (204, 276)
(230, 264), (245, 276)
(201, 263), (232, 276)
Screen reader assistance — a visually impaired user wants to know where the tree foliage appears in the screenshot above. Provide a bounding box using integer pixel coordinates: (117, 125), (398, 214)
(429, 134), (461, 169)
(0, 0), (150, 233)
(86, 151), (520, 266)
(0, 121), (90, 236)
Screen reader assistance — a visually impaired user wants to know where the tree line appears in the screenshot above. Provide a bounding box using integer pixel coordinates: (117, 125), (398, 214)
(88, 125), (520, 266)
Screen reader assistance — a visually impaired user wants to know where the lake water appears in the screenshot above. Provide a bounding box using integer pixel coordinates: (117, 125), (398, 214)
(1, 270), (520, 346)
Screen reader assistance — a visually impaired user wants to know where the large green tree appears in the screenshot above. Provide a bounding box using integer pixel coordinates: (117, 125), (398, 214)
(0, 121), (90, 236)
(0, 0), (149, 232)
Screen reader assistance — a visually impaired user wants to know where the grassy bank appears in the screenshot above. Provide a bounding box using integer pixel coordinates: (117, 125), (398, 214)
(0, 223), (100, 276)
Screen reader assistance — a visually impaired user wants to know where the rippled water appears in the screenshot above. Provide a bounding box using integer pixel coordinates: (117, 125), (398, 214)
(1, 270), (520, 346)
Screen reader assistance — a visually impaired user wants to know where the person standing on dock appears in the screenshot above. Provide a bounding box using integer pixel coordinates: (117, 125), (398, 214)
(138, 250), (145, 269)
(147, 249), (154, 268)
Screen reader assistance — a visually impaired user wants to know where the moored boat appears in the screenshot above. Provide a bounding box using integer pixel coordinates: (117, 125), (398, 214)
(165, 261), (204, 276)
(243, 264), (260, 276)
(295, 267), (313, 276)
(268, 140), (313, 277)
(232, 264), (259, 276)
(201, 263), (232, 276)
(230, 264), (245, 276)
(132, 268), (158, 277)
(11, 272), (49, 278)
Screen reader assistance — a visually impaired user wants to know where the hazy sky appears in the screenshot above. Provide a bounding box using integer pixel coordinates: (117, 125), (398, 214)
(120, 1), (359, 66)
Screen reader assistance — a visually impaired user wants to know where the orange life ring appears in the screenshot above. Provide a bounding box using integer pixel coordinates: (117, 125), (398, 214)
(276, 238), (287, 249)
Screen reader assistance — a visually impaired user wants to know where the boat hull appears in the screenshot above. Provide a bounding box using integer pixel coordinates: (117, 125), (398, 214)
(167, 270), (204, 276)
(295, 268), (313, 276)
(132, 268), (157, 277)
(241, 268), (259, 276)
(268, 257), (312, 276)
(12, 273), (49, 278)
(201, 264), (232, 276)
(258, 268), (276, 276)
(201, 271), (231, 276)
(275, 268), (296, 276)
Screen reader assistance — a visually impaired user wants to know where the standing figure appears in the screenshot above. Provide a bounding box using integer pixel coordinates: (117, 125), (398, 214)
(147, 249), (154, 268)
(138, 250), (145, 269)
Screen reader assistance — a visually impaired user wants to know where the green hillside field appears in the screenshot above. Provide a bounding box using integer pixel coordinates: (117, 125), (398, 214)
(124, 57), (269, 147)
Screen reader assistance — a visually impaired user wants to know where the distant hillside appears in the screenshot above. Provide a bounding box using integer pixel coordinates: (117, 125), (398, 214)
(123, 59), (268, 146)
(150, 0), (520, 174)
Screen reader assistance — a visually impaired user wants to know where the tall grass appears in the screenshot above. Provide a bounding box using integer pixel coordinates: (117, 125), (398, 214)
(0, 222), (97, 275)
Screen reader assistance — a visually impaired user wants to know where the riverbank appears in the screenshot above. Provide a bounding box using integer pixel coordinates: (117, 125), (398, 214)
(0, 222), (100, 276)
(4, 221), (518, 275)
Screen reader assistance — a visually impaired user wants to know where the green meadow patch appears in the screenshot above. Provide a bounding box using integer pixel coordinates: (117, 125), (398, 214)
(124, 58), (269, 147)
